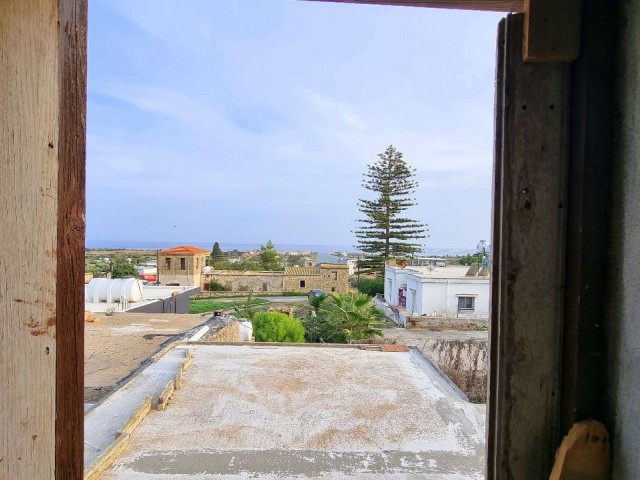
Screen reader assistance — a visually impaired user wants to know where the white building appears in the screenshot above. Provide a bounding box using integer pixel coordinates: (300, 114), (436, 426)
(384, 264), (490, 322)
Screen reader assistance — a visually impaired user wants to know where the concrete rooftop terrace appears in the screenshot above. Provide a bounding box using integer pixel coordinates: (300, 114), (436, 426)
(100, 344), (485, 479)
(388, 265), (487, 280)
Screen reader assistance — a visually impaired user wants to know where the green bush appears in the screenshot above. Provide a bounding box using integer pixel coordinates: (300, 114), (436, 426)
(317, 293), (385, 343)
(208, 280), (230, 291)
(308, 293), (327, 312)
(252, 311), (306, 343)
(358, 277), (384, 296)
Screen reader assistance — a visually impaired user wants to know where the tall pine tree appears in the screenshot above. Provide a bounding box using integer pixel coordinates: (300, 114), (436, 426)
(355, 145), (427, 274)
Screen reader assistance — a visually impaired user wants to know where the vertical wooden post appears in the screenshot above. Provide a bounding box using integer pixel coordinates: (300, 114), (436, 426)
(0, 1), (86, 479)
(56, 1), (87, 479)
(488, 13), (570, 479)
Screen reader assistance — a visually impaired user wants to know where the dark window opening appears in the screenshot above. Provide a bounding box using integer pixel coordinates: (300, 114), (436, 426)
(458, 296), (475, 310)
(300, 280), (306, 288)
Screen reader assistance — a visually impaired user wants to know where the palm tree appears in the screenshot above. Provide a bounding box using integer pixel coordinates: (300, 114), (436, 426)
(318, 293), (385, 343)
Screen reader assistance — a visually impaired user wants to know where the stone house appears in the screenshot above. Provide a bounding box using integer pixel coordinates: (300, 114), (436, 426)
(158, 245), (209, 286)
(283, 263), (349, 294)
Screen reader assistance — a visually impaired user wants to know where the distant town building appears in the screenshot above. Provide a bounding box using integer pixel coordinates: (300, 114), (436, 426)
(158, 245), (210, 286)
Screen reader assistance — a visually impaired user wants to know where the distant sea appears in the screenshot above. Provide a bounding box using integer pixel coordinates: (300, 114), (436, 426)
(85, 240), (472, 256)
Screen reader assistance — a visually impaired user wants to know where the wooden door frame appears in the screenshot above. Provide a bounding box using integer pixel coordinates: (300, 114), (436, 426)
(4, 1), (604, 479)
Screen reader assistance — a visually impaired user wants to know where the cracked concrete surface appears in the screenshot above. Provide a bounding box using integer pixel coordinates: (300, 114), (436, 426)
(85, 313), (208, 402)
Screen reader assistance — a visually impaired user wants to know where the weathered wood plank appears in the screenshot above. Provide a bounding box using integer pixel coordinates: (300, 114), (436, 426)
(488, 13), (569, 479)
(55, 1), (87, 479)
(487, 16), (506, 478)
(304, 0), (524, 13)
(523, 0), (581, 62)
(0, 2), (60, 478)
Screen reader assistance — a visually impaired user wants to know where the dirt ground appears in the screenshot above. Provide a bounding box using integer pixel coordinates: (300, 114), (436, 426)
(84, 312), (209, 403)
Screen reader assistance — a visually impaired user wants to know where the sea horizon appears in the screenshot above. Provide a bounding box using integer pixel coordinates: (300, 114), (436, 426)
(85, 239), (474, 256)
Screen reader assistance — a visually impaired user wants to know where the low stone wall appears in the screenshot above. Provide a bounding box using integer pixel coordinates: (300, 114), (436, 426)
(203, 319), (240, 342)
(406, 316), (489, 330)
(421, 338), (488, 403)
(203, 271), (283, 293)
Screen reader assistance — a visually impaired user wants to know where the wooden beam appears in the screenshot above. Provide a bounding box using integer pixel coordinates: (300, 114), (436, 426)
(488, 13), (569, 479)
(56, 1), (87, 479)
(0, 1), (86, 479)
(523, 0), (581, 62)
(1, 2), (60, 478)
(561, 0), (615, 437)
(304, 0), (524, 13)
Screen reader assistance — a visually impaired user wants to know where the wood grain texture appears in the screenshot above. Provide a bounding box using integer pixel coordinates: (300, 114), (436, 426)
(488, 13), (569, 479)
(304, 0), (524, 13)
(0, 1), (60, 478)
(524, 0), (581, 61)
(55, 1), (87, 479)
(487, 16), (506, 478)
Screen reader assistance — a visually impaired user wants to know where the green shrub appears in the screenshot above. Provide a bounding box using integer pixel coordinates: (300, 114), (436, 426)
(252, 311), (306, 343)
(308, 293), (327, 312)
(358, 277), (384, 296)
(208, 280), (230, 291)
(317, 293), (385, 343)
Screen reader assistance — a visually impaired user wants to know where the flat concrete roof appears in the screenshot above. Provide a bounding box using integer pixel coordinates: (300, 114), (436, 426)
(101, 344), (485, 479)
(85, 312), (208, 403)
(389, 265), (488, 280)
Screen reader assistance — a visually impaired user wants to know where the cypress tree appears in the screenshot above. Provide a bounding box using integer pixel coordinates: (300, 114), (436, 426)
(354, 145), (428, 274)
(210, 242), (224, 265)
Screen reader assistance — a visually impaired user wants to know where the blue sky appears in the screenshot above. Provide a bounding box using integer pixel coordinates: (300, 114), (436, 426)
(87, 0), (502, 250)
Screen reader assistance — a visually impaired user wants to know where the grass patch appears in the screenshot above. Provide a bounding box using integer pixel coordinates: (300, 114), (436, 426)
(189, 298), (268, 314)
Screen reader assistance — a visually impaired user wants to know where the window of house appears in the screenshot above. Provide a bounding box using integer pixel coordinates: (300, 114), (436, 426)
(180, 258), (186, 270)
(332, 271), (337, 280)
(331, 287), (336, 292)
(300, 280), (306, 288)
(458, 296), (475, 310)
(165, 258), (171, 269)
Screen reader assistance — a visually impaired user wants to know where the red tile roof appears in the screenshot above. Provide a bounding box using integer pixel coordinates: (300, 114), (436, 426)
(158, 245), (210, 255)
